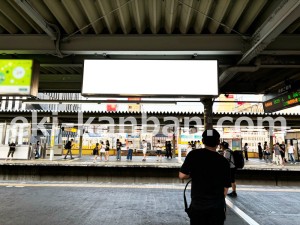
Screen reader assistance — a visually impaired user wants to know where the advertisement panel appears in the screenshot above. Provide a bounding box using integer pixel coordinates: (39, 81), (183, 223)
(82, 60), (218, 97)
(0, 59), (39, 96)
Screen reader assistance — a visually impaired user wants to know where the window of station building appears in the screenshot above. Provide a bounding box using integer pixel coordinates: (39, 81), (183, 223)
(3, 124), (31, 145)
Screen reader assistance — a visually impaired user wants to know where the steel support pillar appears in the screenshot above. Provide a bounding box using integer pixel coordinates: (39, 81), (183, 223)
(202, 98), (214, 130)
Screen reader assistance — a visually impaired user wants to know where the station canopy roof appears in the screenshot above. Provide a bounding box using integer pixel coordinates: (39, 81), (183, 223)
(0, 0), (299, 95)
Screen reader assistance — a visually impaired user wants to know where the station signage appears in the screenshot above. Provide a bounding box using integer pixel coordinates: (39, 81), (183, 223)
(263, 89), (300, 113)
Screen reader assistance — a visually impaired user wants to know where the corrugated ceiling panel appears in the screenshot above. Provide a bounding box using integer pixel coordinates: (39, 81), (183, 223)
(79, 0), (104, 34)
(179, 0), (195, 34)
(164, 0), (178, 34)
(43, 0), (76, 34)
(0, 0), (32, 34)
(29, 0), (57, 23)
(208, 0), (231, 34)
(8, 0), (43, 34)
(148, 0), (162, 34)
(0, 11), (18, 34)
(113, 0), (132, 34)
(96, 0), (118, 34)
(223, 0), (249, 34)
(62, 0), (89, 34)
(131, 0), (146, 34)
(237, 0), (268, 34)
(193, 0), (213, 34)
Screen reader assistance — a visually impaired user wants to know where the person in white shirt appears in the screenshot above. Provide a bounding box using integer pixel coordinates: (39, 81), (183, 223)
(126, 141), (133, 161)
(156, 140), (163, 162)
(288, 144), (297, 164)
(142, 140), (147, 161)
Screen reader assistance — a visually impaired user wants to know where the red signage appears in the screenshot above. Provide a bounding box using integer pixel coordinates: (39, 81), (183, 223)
(106, 104), (117, 111)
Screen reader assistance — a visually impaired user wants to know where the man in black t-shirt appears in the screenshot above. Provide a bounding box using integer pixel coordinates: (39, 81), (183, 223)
(116, 139), (122, 161)
(6, 142), (16, 161)
(179, 129), (231, 225)
(279, 141), (286, 163)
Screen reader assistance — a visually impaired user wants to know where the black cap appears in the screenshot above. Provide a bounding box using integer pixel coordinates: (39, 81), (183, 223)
(202, 129), (220, 147)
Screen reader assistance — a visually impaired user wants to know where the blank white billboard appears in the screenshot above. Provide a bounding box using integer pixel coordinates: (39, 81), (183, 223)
(82, 60), (218, 97)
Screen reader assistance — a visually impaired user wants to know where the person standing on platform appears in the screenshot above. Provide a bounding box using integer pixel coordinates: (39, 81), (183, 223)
(6, 141), (16, 161)
(264, 142), (271, 163)
(105, 140), (110, 161)
(179, 129), (231, 225)
(99, 141), (105, 161)
(93, 143), (99, 163)
(274, 143), (283, 166)
(127, 141), (133, 161)
(142, 140), (147, 161)
(243, 143), (249, 161)
(191, 141), (196, 150)
(288, 143), (297, 164)
(221, 141), (237, 197)
(156, 140), (163, 162)
(258, 142), (263, 160)
(64, 139), (74, 159)
(35, 141), (40, 159)
(279, 141), (286, 164)
(166, 141), (172, 159)
(116, 139), (122, 161)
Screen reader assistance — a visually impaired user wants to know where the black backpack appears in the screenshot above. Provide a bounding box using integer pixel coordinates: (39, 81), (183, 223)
(229, 149), (245, 169)
(64, 142), (71, 149)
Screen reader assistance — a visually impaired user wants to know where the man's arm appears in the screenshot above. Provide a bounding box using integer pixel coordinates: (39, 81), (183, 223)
(179, 172), (190, 180)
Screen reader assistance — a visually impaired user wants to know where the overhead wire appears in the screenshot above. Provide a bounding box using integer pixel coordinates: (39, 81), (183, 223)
(62, 0), (134, 42)
(25, 0), (249, 57)
(177, 0), (248, 39)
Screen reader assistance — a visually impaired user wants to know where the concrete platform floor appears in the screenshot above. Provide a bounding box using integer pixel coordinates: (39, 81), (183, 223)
(0, 182), (299, 225)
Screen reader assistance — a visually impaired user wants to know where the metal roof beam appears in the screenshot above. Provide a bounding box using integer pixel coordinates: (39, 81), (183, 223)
(219, 0), (300, 87)
(0, 34), (245, 54)
(1, 34), (299, 55)
(14, 0), (56, 40)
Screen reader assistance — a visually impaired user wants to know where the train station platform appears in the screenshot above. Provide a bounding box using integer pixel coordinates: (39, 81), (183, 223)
(0, 181), (299, 225)
(0, 156), (299, 185)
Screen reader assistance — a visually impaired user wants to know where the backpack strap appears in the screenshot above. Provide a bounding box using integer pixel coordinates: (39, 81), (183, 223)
(184, 179), (192, 212)
(227, 149), (235, 166)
